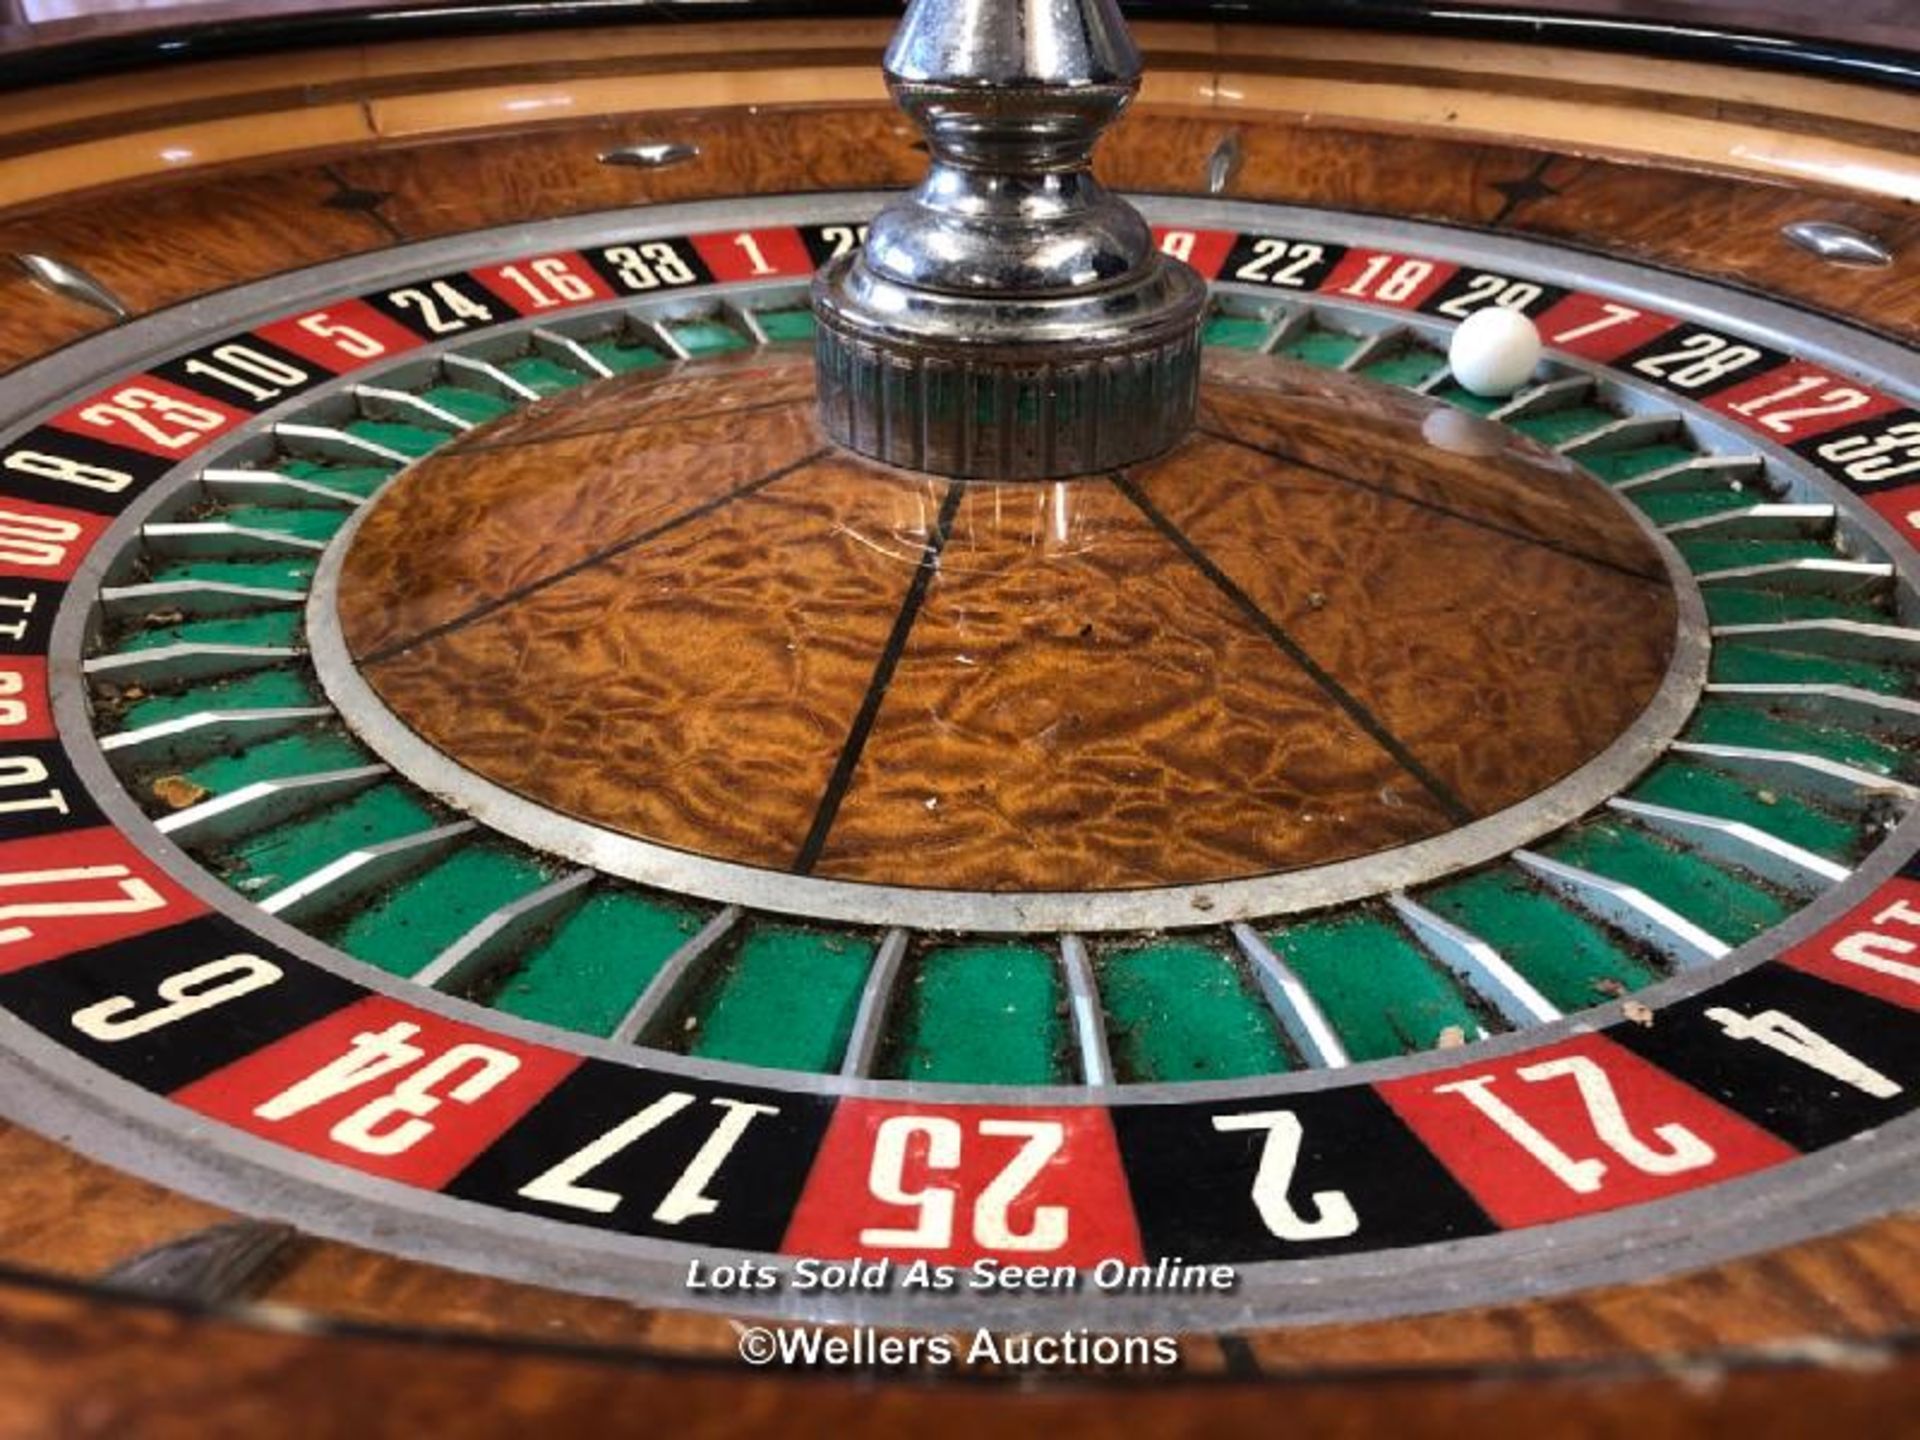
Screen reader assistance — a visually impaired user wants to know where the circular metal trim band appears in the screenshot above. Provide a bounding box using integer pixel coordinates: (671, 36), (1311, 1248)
(6, 192), (1920, 1332)
(306, 454), (1710, 934)
(28, 191), (1920, 1089)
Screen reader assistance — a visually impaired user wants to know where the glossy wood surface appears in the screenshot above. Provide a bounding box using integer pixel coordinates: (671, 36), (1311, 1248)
(6, 101), (1920, 381)
(0, 1261), (1915, 1440)
(0, 1265), (1918, 1440)
(340, 351), (1670, 890)
(9, 1117), (1920, 1379)
(0, 16), (1917, 1426)
(1, 16), (1916, 202)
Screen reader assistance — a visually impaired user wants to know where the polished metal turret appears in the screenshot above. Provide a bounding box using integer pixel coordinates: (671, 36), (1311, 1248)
(811, 0), (1207, 479)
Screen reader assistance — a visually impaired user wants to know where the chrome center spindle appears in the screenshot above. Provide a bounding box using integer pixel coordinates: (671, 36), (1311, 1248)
(811, 0), (1207, 479)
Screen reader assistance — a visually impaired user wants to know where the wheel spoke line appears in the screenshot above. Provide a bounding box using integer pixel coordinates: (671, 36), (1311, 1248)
(792, 479), (967, 875)
(1229, 922), (1350, 1069)
(1335, 323), (1409, 372)
(199, 469), (367, 509)
(1111, 469), (1473, 824)
(1058, 934), (1114, 1087)
(1706, 682), (1920, 735)
(97, 580), (307, 620)
(442, 352), (542, 402)
(154, 763), (390, 845)
(1555, 411), (1687, 458)
(839, 927), (910, 1079)
(272, 422), (410, 467)
(1669, 739), (1920, 808)
(529, 327), (614, 380)
(1659, 503), (1835, 540)
(730, 301), (773, 347)
(1608, 796), (1850, 896)
(638, 318), (693, 362)
(100, 706), (334, 763)
(1711, 617), (1920, 662)
(141, 521), (329, 558)
(1387, 893), (1560, 1027)
(259, 820), (478, 924)
(351, 384), (472, 434)
(1193, 423), (1667, 586)
(1255, 308), (1312, 355)
(86, 642), (299, 686)
(1610, 453), (1764, 495)
(1512, 848), (1730, 970)
(1487, 374), (1594, 424)
(413, 869), (597, 994)
(359, 445), (833, 666)
(1693, 558), (1894, 595)
(609, 904), (742, 1046)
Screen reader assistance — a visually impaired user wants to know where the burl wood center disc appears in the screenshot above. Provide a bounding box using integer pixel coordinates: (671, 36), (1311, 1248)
(325, 347), (1691, 923)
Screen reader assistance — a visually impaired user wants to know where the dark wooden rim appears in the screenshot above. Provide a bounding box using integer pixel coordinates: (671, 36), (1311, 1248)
(0, 1), (1917, 96)
(5, 1251), (1913, 1388)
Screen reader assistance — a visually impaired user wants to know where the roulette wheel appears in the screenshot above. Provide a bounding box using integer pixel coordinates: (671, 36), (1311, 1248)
(2, 0), (1920, 1430)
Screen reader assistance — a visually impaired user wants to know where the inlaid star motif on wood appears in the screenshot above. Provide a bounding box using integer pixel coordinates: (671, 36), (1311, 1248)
(1489, 158), (1564, 225)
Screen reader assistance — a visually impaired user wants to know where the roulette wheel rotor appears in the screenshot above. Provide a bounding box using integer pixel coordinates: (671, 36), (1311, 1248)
(0, 0), (1917, 1431)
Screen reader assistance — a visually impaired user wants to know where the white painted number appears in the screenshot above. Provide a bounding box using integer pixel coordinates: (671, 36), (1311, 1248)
(1339, 255), (1433, 304)
(0, 863), (167, 948)
(1632, 332), (1763, 390)
(1817, 419), (1920, 486)
(1705, 1005), (1901, 1099)
(1212, 1109), (1359, 1242)
(3, 449), (131, 495)
(76, 387), (226, 450)
(0, 592), (37, 644)
(183, 344), (309, 404)
(0, 510), (79, 570)
(1828, 896), (1920, 986)
(518, 1092), (776, 1221)
(0, 670), (29, 729)
(817, 225), (868, 259)
(1233, 238), (1327, 289)
(1436, 1054), (1714, 1193)
(296, 311), (386, 360)
(72, 953), (280, 1041)
(253, 1021), (519, 1157)
(1548, 302), (1643, 346)
(1436, 273), (1543, 318)
(858, 1115), (1068, 1253)
(1158, 230), (1196, 263)
(731, 233), (775, 277)
(974, 1119), (1067, 1250)
(601, 243), (697, 291)
(384, 281), (494, 335)
(494, 257), (596, 310)
(861, 1116), (958, 1248)
(0, 754), (66, 819)
(1725, 372), (1873, 437)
